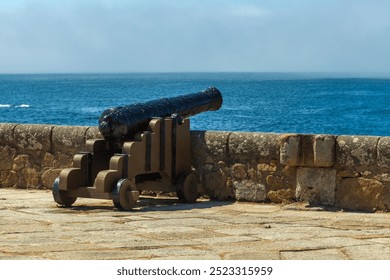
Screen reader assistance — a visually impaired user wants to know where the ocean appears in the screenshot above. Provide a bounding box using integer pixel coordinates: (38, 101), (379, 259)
(0, 72), (389, 136)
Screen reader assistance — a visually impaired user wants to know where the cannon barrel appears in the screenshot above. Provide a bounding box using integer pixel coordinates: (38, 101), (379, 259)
(98, 87), (222, 142)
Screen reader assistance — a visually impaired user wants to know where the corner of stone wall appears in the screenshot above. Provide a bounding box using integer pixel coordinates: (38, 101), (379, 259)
(0, 123), (18, 188)
(279, 134), (336, 206)
(191, 130), (234, 200)
(335, 135), (390, 212)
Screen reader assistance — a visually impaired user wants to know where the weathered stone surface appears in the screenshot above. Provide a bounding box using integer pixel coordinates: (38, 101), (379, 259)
(281, 134), (335, 167)
(52, 126), (88, 155)
(281, 248), (348, 260)
(191, 130), (230, 164)
(42, 152), (55, 167)
(22, 168), (39, 188)
(263, 166), (297, 193)
(0, 123), (17, 145)
(337, 177), (384, 212)
(314, 135), (335, 167)
(231, 163), (247, 179)
(296, 167), (336, 206)
(85, 126), (103, 140)
(204, 166), (234, 200)
(282, 165), (297, 177)
(0, 146), (15, 170)
(378, 137), (390, 168)
(247, 167), (260, 181)
(373, 173), (390, 182)
(0, 171), (17, 187)
(52, 151), (73, 168)
(10, 155), (39, 188)
(268, 189), (295, 203)
(336, 136), (379, 168)
(266, 175), (288, 190)
(229, 132), (280, 163)
(14, 124), (52, 151)
(12, 155), (30, 171)
(2, 124), (390, 210)
(234, 180), (266, 202)
(258, 163), (277, 172)
(4, 188), (390, 260)
(191, 131), (232, 200)
(41, 169), (61, 188)
(280, 134), (300, 166)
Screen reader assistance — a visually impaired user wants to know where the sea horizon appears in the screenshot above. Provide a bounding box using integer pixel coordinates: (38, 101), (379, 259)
(1, 72), (389, 136)
(1, 71), (390, 78)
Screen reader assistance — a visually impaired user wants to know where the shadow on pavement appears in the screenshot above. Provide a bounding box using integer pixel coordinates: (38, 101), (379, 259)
(58, 196), (235, 213)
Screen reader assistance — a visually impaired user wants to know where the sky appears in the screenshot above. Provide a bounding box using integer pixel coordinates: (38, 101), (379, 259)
(0, 0), (390, 73)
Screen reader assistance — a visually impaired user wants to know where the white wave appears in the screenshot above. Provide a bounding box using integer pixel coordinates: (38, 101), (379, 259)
(81, 107), (102, 113)
(16, 104), (30, 108)
(0, 104), (12, 108)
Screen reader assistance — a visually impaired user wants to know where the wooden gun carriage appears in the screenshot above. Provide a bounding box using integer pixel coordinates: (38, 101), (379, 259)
(52, 87), (222, 210)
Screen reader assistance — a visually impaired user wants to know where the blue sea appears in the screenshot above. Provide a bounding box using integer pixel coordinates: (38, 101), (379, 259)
(0, 73), (389, 136)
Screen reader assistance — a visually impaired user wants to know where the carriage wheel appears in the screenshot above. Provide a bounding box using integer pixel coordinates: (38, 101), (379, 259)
(112, 179), (139, 211)
(177, 172), (199, 203)
(52, 177), (77, 207)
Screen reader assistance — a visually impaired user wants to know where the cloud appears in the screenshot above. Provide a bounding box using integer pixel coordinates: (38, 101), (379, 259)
(227, 4), (269, 18)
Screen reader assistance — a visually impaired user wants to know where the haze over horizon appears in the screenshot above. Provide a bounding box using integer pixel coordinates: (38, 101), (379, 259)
(1, 0), (390, 74)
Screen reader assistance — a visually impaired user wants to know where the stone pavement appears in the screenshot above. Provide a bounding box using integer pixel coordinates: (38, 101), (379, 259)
(1, 188), (390, 260)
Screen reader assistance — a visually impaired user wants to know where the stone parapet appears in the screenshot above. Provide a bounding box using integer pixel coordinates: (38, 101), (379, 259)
(1, 123), (390, 212)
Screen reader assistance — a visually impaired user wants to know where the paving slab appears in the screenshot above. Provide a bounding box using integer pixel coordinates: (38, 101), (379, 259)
(1, 188), (390, 260)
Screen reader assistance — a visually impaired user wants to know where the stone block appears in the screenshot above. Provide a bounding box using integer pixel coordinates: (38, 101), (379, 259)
(0, 170), (17, 187)
(204, 168), (234, 200)
(14, 124), (53, 151)
(233, 180), (266, 202)
(266, 175), (288, 190)
(41, 168), (62, 188)
(257, 163), (277, 172)
(267, 189), (295, 203)
(231, 163), (247, 179)
(264, 166), (297, 192)
(86, 126), (103, 140)
(282, 165), (297, 177)
(0, 146), (16, 170)
(0, 123), (18, 145)
(373, 173), (390, 182)
(229, 132), (280, 164)
(247, 167), (260, 181)
(52, 126), (88, 155)
(314, 135), (335, 167)
(42, 152), (55, 167)
(191, 131), (231, 194)
(280, 134), (335, 167)
(23, 168), (39, 188)
(378, 137), (390, 168)
(55, 152), (73, 168)
(336, 135), (379, 168)
(191, 130), (230, 165)
(12, 155), (30, 171)
(280, 134), (300, 166)
(337, 177), (384, 212)
(296, 167), (336, 206)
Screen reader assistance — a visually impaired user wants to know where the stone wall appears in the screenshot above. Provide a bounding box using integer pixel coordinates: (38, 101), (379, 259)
(1, 123), (389, 212)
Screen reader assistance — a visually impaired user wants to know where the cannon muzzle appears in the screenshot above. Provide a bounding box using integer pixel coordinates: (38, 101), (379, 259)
(98, 87), (222, 142)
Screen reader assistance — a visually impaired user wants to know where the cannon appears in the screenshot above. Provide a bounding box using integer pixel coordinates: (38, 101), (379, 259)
(52, 87), (223, 210)
(99, 87), (222, 142)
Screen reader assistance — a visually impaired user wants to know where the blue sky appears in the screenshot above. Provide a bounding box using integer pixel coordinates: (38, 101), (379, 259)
(1, 0), (390, 73)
